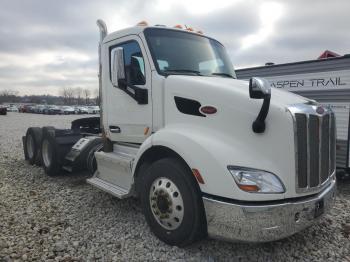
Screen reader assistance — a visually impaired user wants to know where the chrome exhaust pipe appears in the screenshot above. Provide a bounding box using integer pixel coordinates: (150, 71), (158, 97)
(96, 19), (108, 136)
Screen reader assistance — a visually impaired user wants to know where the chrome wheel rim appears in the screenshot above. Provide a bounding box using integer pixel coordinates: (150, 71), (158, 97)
(149, 177), (184, 230)
(42, 140), (52, 167)
(26, 135), (35, 159)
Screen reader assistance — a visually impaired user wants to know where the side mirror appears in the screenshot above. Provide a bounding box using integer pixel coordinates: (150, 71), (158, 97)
(110, 47), (148, 105)
(111, 47), (126, 88)
(249, 77), (271, 99)
(249, 77), (271, 133)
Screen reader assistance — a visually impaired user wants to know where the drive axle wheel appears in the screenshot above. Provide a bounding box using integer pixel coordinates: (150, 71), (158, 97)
(41, 127), (61, 176)
(24, 127), (42, 165)
(139, 158), (207, 246)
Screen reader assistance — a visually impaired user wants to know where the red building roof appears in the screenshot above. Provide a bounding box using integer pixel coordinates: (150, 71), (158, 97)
(318, 50), (340, 59)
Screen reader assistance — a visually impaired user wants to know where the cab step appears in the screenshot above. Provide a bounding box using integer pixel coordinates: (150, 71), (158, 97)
(87, 177), (130, 198)
(88, 143), (140, 198)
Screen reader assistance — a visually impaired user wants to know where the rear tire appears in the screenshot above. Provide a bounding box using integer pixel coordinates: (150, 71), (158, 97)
(41, 127), (61, 176)
(138, 157), (207, 246)
(24, 127), (43, 165)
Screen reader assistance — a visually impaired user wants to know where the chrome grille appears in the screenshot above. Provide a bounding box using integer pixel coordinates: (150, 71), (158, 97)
(292, 105), (336, 192)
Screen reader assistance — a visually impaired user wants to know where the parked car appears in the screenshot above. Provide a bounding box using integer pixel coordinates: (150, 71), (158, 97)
(36, 105), (47, 114)
(19, 105), (33, 113)
(59, 106), (75, 115)
(0, 105), (7, 115)
(87, 106), (100, 114)
(78, 106), (90, 114)
(7, 105), (19, 112)
(43, 105), (61, 115)
(72, 106), (89, 114)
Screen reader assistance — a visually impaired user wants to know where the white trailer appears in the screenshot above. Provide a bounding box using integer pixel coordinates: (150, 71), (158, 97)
(22, 20), (337, 246)
(236, 57), (350, 176)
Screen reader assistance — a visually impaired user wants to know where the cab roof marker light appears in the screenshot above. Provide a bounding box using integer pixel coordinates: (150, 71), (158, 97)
(137, 21), (148, 26)
(174, 24), (183, 29)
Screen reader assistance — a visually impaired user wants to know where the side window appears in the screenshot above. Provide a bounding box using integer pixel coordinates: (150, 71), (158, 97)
(111, 41), (146, 85)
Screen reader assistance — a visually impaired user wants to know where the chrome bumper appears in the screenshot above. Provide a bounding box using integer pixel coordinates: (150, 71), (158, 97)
(203, 179), (336, 243)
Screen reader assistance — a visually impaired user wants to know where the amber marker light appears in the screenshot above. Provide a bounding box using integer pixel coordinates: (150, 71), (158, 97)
(237, 184), (260, 192)
(144, 127), (150, 135)
(137, 21), (148, 26)
(174, 24), (183, 29)
(192, 169), (205, 184)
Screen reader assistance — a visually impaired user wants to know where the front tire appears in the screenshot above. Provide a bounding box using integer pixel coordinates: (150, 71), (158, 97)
(138, 158), (207, 246)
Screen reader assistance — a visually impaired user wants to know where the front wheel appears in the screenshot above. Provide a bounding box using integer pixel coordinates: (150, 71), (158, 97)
(138, 158), (207, 246)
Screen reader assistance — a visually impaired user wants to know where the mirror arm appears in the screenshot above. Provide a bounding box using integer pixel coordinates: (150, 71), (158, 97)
(252, 95), (271, 133)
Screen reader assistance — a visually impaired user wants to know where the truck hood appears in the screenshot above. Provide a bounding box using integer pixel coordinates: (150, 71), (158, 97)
(161, 75), (311, 200)
(164, 75), (309, 107)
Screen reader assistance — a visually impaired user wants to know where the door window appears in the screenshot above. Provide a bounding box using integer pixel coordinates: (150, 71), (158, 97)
(110, 41), (146, 85)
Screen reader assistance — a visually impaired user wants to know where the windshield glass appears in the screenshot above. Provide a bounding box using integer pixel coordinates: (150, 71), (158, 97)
(144, 28), (236, 78)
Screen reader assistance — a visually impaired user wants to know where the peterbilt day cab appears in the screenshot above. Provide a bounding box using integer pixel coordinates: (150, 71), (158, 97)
(23, 20), (336, 246)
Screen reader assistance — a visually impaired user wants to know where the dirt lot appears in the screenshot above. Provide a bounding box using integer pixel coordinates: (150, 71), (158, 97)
(0, 112), (350, 261)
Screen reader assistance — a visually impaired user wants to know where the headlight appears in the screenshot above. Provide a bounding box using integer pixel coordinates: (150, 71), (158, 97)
(227, 166), (285, 193)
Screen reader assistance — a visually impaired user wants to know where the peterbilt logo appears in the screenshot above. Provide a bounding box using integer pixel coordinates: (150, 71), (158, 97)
(316, 106), (325, 115)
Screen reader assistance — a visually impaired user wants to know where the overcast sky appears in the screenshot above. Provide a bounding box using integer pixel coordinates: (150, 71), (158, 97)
(0, 0), (349, 95)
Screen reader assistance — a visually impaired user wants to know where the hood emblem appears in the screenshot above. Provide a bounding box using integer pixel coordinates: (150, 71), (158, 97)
(200, 106), (217, 115)
(316, 106), (325, 115)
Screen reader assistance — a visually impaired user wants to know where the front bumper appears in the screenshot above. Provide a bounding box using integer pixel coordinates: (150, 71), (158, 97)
(203, 179), (336, 242)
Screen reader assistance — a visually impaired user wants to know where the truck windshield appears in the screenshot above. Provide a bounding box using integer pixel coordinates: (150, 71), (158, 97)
(144, 28), (236, 78)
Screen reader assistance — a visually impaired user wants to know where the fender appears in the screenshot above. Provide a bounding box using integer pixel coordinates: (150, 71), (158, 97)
(133, 125), (290, 201)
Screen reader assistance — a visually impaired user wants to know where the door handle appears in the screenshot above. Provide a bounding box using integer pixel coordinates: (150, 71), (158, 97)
(109, 126), (121, 133)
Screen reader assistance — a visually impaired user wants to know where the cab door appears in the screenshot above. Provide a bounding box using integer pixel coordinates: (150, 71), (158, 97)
(104, 35), (152, 143)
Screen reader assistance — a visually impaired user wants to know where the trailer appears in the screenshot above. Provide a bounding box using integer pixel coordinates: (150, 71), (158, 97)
(236, 56), (350, 177)
(22, 20), (337, 246)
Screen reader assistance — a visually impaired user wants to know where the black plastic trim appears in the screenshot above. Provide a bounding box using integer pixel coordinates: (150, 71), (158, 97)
(202, 188), (327, 206)
(174, 96), (205, 117)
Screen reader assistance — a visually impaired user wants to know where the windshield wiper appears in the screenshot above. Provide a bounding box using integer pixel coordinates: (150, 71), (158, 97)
(163, 69), (202, 76)
(211, 72), (235, 78)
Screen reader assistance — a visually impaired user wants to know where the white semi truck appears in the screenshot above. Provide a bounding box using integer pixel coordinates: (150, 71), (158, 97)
(23, 20), (337, 246)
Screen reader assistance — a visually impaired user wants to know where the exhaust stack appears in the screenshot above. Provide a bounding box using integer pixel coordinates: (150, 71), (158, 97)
(96, 19), (108, 137)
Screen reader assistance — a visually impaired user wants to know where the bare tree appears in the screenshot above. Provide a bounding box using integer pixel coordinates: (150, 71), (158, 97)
(0, 89), (18, 97)
(83, 88), (91, 105)
(0, 89), (19, 103)
(60, 87), (75, 105)
(92, 88), (99, 105)
(74, 87), (83, 105)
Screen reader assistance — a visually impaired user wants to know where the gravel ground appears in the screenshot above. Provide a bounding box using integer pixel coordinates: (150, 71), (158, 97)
(0, 112), (350, 261)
